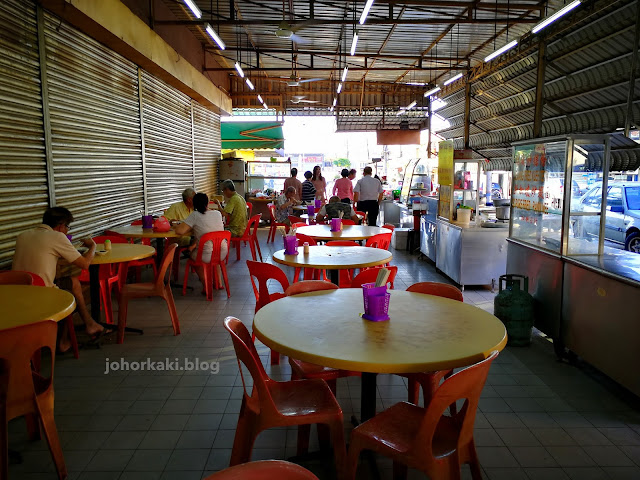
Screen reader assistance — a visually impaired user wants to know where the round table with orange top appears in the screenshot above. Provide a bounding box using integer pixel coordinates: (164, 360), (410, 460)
(0, 285), (75, 330)
(295, 225), (392, 242)
(253, 289), (507, 421)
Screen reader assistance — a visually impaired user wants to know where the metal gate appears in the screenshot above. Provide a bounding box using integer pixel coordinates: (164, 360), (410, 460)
(141, 71), (194, 215)
(44, 11), (143, 239)
(0, 0), (48, 267)
(193, 101), (221, 197)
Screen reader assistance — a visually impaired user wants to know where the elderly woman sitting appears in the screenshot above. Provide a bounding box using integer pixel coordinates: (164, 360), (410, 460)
(175, 192), (228, 291)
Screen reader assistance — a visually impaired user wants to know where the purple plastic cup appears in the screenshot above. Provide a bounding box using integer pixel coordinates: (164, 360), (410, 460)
(65, 234), (73, 241)
(315, 199), (322, 209)
(284, 235), (298, 255)
(362, 283), (390, 321)
(330, 217), (341, 232)
(142, 215), (153, 229)
(307, 205), (315, 216)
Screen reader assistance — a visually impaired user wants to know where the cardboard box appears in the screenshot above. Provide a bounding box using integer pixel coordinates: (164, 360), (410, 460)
(391, 227), (411, 250)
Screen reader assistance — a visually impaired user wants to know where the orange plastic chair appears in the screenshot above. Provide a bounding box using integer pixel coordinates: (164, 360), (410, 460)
(326, 240), (358, 247)
(291, 222), (307, 229)
(382, 223), (395, 232)
(247, 260), (289, 365)
(365, 232), (392, 250)
(267, 204), (290, 243)
(116, 243), (180, 344)
(230, 215), (262, 262)
(183, 231), (231, 300)
(341, 219), (356, 225)
(0, 321), (68, 480)
(223, 317), (347, 475)
(325, 241), (358, 287)
(346, 351), (499, 480)
(350, 266), (398, 289)
(203, 460), (319, 480)
(0, 272), (79, 360)
(400, 282), (464, 408)
(284, 280), (337, 296)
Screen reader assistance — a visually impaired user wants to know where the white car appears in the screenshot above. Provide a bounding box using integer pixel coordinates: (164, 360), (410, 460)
(574, 182), (640, 252)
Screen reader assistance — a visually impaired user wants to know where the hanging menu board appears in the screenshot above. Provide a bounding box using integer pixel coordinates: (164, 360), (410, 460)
(438, 140), (454, 219)
(512, 143), (548, 222)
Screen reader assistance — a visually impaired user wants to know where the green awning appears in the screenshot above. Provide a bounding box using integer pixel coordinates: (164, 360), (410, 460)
(221, 122), (284, 150)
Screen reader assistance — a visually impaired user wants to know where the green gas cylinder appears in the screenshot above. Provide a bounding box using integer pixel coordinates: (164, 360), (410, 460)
(494, 274), (535, 346)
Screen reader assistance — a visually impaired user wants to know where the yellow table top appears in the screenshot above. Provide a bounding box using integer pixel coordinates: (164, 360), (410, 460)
(0, 285), (75, 330)
(273, 246), (392, 270)
(91, 244), (156, 265)
(110, 225), (182, 238)
(296, 225), (392, 241)
(253, 289), (507, 374)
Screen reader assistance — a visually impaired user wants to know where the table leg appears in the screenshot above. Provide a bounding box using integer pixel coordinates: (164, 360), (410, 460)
(361, 372), (377, 421)
(89, 264), (101, 323)
(328, 269), (339, 286)
(155, 237), (165, 266)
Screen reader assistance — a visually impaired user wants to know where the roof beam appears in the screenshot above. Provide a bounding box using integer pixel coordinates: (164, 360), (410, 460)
(156, 17), (538, 26)
(206, 66), (468, 72)
(326, 0), (544, 10)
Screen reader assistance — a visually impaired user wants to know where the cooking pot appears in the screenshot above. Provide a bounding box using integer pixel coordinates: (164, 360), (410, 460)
(493, 198), (511, 207)
(496, 205), (511, 220)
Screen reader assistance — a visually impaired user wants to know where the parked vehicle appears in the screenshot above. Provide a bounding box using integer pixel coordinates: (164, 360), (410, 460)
(573, 182), (640, 252)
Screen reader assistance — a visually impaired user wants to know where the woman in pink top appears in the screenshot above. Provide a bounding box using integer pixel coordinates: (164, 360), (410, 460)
(311, 165), (327, 203)
(332, 168), (354, 203)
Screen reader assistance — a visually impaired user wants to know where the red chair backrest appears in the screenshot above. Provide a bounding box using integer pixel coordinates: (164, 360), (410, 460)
(155, 243), (178, 289)
(246, 260), (290, 313)
(295, 233), (317, 246)
(131, 220), (143, 225)
(285, 281), (338, 296)
(365, 233), (392, 249)
(382, 224), (395, 232)
(203, 460), (320, 479)
(291, 222), (307, 230)
(93, 235), (127, 244)
(268, 204), (277, 223)
(416, 351), (499, 459)
(239, 214), (260, 239)
(193, 231), (231, 265)
(406, 282), (463, 302)
(326, 240), (358, 246)
(0, 321), (57, 420)
(0, 271), (36, 286)
(223, 317), (277, 416)
(288, 216), (304, 225)
(350, 266), (398, 288)
(341, 219), (356, 225)
(355, 210), (366, 217)
(249, 214), (261, 237)
(246, 202), (253, 218)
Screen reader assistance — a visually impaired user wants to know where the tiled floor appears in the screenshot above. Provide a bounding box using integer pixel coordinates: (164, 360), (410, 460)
(8, 229), (640, 479)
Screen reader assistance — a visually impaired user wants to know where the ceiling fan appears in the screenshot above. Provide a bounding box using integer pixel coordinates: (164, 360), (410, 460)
(290, 95), (320, 104)
(274, 20), (309, 44)
(282, 74), (324, 87)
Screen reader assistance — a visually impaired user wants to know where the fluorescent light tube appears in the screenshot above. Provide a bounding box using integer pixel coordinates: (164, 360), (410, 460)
(406, 100), (417, 110)
(341, 67), (348, 82)
(329, 106), (334, 112)
(234, 62), (245, 78)
(337, 83), (343, 94)
(532, 0), (581, 34)
(257, 95), (263, 103)
(484, 40), (518, 62)
(443, 73), (463, 86)
(350, 33), (359, 56)
(424, 86), (441, 97)
(183, 0), (202, 18)
(263, 103), (268, 110)
(333, 98), (337, 107)
(396, 109), (405, 116)
(205, 24), (226, 50)
(359, 0), (374, 25)
(245, 78), (254, 90)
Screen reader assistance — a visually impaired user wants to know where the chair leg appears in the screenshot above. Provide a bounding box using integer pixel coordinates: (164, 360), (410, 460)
(407, 379), (420, 405)
(203, 263), (212, 301)
(296, 424), (311, 456)
(182, 263), (190, 296)
(346, 436), (362, 480)
(328, 418), (348, 480)
(467, 440), (482, 480)
(101, 280), (114, 325)
(36, 402), (68, 480)
(229, 404), (257, 466)
(270, 348), (280, 365)
(221, 264), (231, 298)
(254, 236), (263, 261)
(392, 461), (408, 480)
(25, 413), (40, 441)
(164, 286), (181, 336)
(117, 296), (129, 344)
(249, 238), (257, 261)
(293, 267), (301, 283)
(66, 316), (79, 359)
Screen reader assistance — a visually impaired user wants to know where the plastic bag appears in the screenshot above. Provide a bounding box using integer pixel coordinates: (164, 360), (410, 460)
(153, 216), (171, 232)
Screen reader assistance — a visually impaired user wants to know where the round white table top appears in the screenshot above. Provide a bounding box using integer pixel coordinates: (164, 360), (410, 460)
(272, 246), (392, 270)
(296, 225), (392, 241)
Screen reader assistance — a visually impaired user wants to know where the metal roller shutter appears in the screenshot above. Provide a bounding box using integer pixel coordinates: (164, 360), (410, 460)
(192, 101), (221, 197)
(141, 71), (194, 215)
(44, 12), (143, 239)
(0, 0), (48, 267)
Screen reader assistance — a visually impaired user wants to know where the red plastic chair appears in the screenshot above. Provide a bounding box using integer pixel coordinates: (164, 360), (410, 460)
(247, 260), (289, 365)
(223, 317), (347, 474)
(400, 282), (464, 408)
(230, 215), (262, 262)
(291, 222), (307, 230)
(382, 223), (395, 232)
(203, 460), (319, 480)
(325, 241), (358, 287)
(0, 272), (79, 360)
(350, 266), (397, 289)
(116, 244), (180, 344)
(365, 232), (392, 250)
(341, 219), (356, 225)
(183, 231), (231, 300)
(288, 215), (305, 225)
(284, 280), (337, 296)
(326, 241), (359, 246)
(292, 234), (325, 283)
(0, 321), (68, 480)
(267, 204), (290, 243)
(355, 210), (367, 225)
(346, 351), (499, 480)
(246, 201), (253, 219)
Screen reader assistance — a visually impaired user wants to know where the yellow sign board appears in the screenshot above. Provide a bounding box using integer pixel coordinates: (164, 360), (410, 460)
(438, 141), (455, 219)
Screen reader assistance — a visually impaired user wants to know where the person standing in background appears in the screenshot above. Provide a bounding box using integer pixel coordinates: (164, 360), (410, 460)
(283, 168), (303, 201)
(301, 171), (316, 203)
(354, 166), (384, 227)
(311, 165), (327, 203)
(332, 168), (354, 204)
(348, 169), (357, 182)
